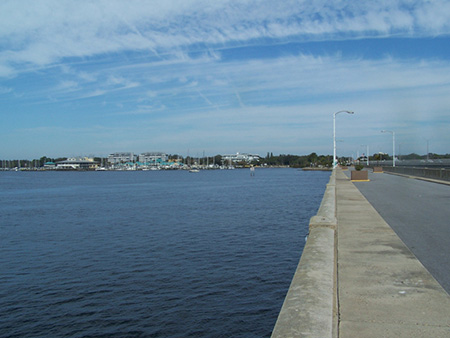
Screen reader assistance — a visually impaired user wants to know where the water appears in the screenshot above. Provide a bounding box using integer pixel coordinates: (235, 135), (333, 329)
(0, 168), (329, 337)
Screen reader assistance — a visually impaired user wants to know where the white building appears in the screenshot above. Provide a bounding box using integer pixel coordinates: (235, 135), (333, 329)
(139, 152), (168, 164)
(56, 157), (98, 170)
(108, 152), (136, 164)
(222, 152), (260, 164)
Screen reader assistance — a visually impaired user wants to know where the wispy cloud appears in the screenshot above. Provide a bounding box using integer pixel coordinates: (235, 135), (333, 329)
(26, 51), (448, 108)
(1, 1), (449, 158)
(1, 1), (450, 77)
(0, 86), (12, 94)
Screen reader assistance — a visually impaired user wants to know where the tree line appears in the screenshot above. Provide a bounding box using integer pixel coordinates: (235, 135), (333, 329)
(261, 152), (332, 167)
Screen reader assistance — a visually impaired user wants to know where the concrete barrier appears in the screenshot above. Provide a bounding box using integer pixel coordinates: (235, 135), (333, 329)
(271, 170), (337, 338)
(373, 166), (383, 173)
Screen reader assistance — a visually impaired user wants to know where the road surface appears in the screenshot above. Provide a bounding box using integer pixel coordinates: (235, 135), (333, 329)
(349, 170), (450, 293)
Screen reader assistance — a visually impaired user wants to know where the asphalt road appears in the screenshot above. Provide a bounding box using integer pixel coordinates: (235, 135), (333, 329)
(348, 170), (450, 294)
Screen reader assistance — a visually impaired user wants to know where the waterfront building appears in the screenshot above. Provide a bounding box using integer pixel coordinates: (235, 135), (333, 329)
(56, 157), (99, 170)
(43, 161), (56, 170)
(108, 152), (136, 165)
(139, 152), (168, 165)
(222, 152), (261, 164)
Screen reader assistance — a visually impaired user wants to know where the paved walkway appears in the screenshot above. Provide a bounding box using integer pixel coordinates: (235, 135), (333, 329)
(336, 169), (450, 337)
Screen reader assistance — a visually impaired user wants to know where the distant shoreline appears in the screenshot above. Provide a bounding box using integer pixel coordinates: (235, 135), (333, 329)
(0, 165), (330, 172)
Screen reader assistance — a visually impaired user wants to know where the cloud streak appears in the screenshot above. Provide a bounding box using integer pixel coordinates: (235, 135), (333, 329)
(1, 1), (449, 158)
(1, 1), (450, 77)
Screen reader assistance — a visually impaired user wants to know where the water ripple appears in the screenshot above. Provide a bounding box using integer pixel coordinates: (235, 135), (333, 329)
(0, 169), (329, 337)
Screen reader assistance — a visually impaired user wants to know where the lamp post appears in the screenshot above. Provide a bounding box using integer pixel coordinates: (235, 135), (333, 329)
(361, 144), (369, 165)
(381, 130), (395, 167)
(333, 110), (354, 168)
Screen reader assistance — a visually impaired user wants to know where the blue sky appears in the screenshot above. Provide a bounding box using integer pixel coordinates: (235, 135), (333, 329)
(1, 0), (450, 159)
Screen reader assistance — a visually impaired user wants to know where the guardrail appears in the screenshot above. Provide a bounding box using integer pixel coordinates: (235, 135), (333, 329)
(271, 170), (337, 338)
(372, 159), (450, 168)
(382, 166), (450, 181)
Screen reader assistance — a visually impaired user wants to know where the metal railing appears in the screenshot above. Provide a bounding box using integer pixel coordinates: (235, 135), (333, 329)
(382, 166), (450, 181)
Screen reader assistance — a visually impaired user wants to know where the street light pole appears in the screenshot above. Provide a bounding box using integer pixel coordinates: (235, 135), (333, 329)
(381, 130), (395, 167)
(333, 110), (354, 168)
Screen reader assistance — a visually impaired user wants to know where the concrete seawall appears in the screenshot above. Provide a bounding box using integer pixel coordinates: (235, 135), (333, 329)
(271, 170), (338, 338)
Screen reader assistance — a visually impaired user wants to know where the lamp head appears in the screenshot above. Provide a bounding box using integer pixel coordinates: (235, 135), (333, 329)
(334, 110), (355, 115)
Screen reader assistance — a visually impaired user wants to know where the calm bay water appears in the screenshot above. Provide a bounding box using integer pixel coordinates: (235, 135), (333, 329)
(0, 168), (329, 338)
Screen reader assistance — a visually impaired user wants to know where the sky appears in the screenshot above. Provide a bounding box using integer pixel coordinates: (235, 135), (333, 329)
(1, 0), (450, 159)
